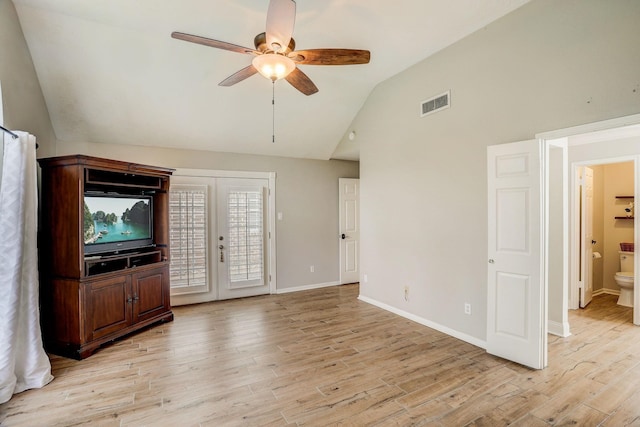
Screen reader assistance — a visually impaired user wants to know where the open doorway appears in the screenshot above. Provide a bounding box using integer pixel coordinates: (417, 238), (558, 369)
(540, 116), (640, 339)
(573, 161), (635, 310)
(486, 116), (640, 369)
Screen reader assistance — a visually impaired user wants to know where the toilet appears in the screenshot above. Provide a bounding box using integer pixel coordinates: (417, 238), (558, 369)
(614, 251), (634, 307)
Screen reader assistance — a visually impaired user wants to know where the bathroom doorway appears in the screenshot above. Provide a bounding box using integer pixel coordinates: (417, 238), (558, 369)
(538, 115), (640, 339)
(574, 161), (635, 310)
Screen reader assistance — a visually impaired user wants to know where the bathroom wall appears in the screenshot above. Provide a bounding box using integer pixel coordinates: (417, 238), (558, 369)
(603, 162), (634, 291)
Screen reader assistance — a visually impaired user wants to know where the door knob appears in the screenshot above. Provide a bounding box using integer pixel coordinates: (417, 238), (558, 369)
(341, 234), (346, 239)
(488, 259), (495, 264)
(591, 240), (597, 245)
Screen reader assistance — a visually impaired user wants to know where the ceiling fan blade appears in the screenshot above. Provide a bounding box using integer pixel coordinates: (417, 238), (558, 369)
(266, 0), (296, 54)
(289, 49), (371, 65)
(219, 65), (258, 87)
(285, 67), (319, 96)
(171, 32), (258, 55)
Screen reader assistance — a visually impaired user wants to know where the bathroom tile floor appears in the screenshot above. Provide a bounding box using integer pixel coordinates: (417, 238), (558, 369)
(1, 287), (638, 426)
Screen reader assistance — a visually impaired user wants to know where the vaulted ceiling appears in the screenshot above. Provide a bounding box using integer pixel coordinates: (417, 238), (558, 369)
(13, 0), (529, 160)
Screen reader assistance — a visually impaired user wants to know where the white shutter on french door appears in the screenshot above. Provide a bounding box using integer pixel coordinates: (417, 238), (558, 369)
(217, 178), (269, 300)
(169, 183), (210, 295)
(487, 139), (546, 370)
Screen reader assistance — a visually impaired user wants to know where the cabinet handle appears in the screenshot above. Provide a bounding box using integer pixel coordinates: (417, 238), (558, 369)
(127, 296), (133, 304)
(133, 294), (139, 302)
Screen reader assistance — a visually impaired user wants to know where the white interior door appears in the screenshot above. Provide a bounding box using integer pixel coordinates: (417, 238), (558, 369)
(487, 140), (546, 370)
(580, 166), (594, 308)
(339, 178), (360, 284)
(217, 178), (269, 300)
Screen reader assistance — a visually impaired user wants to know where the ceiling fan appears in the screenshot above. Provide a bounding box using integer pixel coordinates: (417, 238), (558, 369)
(171, 0), (371, 96)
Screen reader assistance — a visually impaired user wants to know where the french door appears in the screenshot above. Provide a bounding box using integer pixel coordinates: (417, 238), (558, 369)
(217, 178), (269, 300)
(169, 174), (273, 304)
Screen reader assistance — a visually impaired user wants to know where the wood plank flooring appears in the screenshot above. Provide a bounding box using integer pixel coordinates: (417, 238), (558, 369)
(2, 285), (640, 426)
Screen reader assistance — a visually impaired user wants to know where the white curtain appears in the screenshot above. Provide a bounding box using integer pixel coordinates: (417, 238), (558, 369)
(0, 131), (53, 404)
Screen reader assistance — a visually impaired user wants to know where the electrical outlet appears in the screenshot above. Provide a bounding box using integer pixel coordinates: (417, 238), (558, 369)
(363, 274), (368, 283)
(310, 265), (314, 273)
(464, 303), (472, 315)
(404, 286), (409, 302)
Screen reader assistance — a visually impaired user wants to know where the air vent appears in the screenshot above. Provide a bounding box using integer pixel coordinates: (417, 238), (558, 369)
(420, 91), (450, 117)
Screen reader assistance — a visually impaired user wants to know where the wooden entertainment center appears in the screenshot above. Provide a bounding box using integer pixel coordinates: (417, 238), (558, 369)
(38, 155), (174, 359)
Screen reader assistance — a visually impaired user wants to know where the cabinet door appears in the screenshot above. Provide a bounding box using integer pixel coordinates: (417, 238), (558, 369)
(85, 275), (132, 341)
(132, 266), (170, 323)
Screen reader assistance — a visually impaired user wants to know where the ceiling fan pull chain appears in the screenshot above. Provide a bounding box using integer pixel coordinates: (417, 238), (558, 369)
(272, 81), (276, 143)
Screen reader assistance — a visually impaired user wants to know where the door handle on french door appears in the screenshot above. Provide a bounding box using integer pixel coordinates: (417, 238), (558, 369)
(488, 259), (495, 264)
(341, 233), (346, 239)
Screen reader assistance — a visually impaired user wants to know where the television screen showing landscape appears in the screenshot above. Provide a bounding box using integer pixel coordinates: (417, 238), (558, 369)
(84, 196), (152, 247)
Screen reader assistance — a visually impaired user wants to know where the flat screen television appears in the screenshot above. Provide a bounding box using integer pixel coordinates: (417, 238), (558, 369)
(83, 193), (153, 255)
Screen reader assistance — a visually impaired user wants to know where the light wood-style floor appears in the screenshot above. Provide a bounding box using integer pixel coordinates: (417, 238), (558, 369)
(2, 285), (640, 426)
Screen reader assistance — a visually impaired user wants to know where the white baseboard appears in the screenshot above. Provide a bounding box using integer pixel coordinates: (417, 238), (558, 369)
(548, 320), (571, 337)
(593, 288), (620, 296)
(276, 281), (340, 294)
(357, 295), (487, 350)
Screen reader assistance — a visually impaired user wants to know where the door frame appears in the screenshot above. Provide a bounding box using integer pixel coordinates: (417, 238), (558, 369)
(571, 159), (636, 311)
(578, 165), (594, 308)
(537, 113), (640, 332)
(173, 168), (277, 295)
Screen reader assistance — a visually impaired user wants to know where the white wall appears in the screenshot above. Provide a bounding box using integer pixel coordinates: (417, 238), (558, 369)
(56, 141), (359, 292)
(351, 0), (640, 343)
(602, 162), (635, 291)
(0, 0), (55, 157)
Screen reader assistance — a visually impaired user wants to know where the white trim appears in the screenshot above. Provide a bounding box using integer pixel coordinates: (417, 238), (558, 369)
(276, 281), (340, 294)
(172, 168), (277, 294)
(539, 138), (550, 368)
(593, 288), (621, 297)
(569, 163), (580, 309)
(358, 295), (487, 350)
(536, 113), (640, 141)
(268, 173), (277, 295)
(175, 168), (273, 179)
(548, 320), (571, 338)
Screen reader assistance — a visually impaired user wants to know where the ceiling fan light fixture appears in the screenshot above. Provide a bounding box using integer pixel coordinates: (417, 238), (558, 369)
(252, 53), (295, 81)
